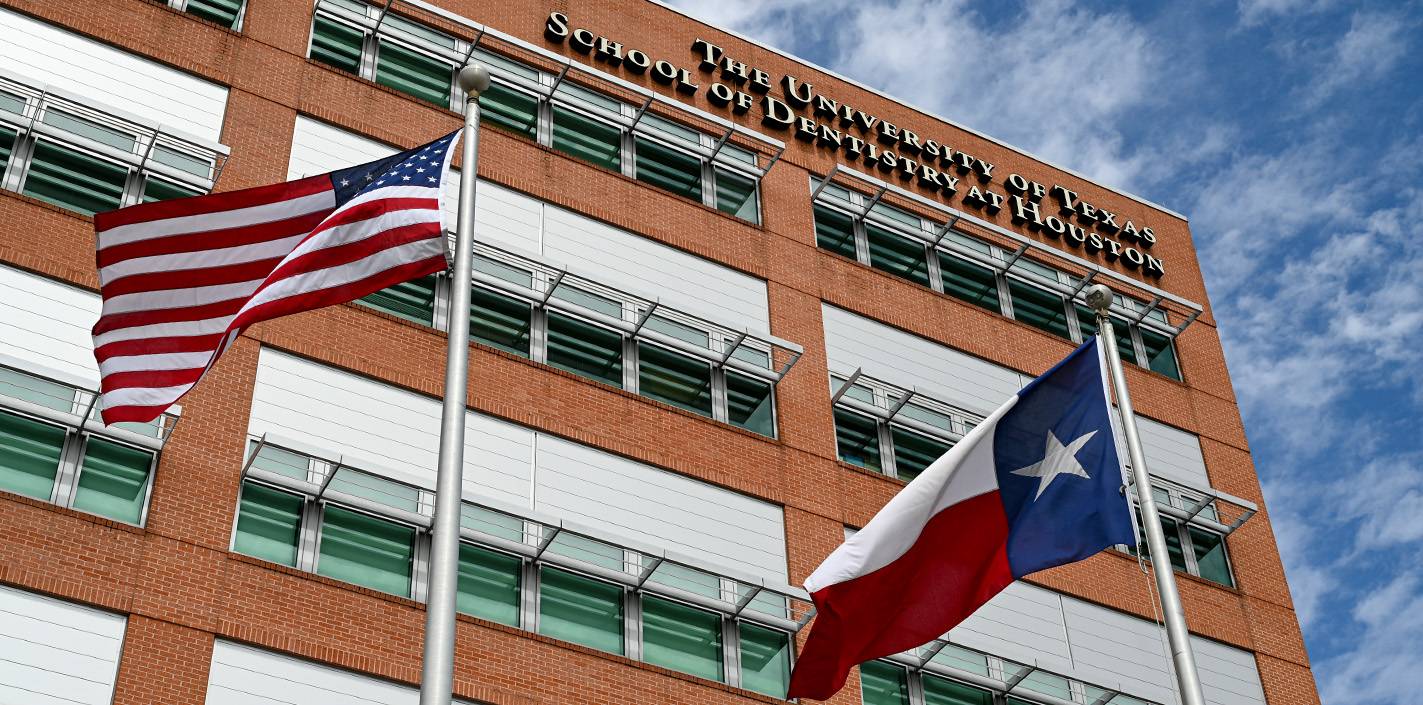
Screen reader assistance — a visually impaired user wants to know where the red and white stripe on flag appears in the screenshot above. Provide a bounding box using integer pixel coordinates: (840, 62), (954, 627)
(91, 130), (461, 425)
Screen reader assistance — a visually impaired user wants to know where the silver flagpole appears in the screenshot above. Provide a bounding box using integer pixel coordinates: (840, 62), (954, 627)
(420, 63), (489, 705)
(1086, 283), (1207, 705)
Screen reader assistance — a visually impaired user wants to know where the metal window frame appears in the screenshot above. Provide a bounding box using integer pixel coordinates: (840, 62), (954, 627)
(830, 368), (977, 481)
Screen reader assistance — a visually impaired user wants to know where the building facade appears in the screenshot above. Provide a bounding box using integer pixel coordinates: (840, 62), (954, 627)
(0, 1), (1320, 704)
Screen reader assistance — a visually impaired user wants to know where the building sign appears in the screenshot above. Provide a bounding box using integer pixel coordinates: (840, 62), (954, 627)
(544, 12), (1166, 277)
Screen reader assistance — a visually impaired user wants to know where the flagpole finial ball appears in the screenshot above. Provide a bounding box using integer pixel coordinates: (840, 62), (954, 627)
(458, 63), (491, 96)
(1084, 284), (1114, 314)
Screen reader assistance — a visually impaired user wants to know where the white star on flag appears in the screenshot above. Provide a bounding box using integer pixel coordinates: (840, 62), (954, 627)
(1010, 429), (1097, 500)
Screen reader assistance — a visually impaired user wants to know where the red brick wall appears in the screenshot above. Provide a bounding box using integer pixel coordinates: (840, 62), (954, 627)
(0, 0), (1317, 703)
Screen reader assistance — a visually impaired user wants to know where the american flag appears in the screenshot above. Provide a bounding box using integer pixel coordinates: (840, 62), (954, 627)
(91, 129), (462, 425)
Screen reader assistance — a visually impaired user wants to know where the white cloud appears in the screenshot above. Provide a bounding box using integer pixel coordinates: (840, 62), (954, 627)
(1238, 0), (1337, 27)
(1301, 12), (1410, 107)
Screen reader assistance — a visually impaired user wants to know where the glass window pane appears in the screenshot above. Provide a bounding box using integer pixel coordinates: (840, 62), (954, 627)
(928, 643), (990, 677)
(635, 136), (701, 201)
(0, 126), (15, 173)
(1164, 518), (1187, 573)
(866, 224), (930, 287)
(642, 114), (701, 145)
(472, 287), (532, 357)
(645, 315), (709, 348)
(0, 410), (64, 500)
(814, 205), (857, 260)
(1008, 280), (1070, 339)
(72, 437), (152, 524)
(939, 254), (999, 312)
(248, 441), (309, 481)
(1017, 668), (1072, 700)
(0, 366), (74, 412)
(310, 16), (364, 74)
(713, 167), (759, 224)
(23, 141), (128, 216)
(923, 675), (993, 705)
(233, 481), (303, 566)
(641, 596), (723, 682)
(457, 543), (521, 626)
(185, 0), (244, 28)
(547, 312), (623, 388)
(538, 567), (623, 654)
(141, 177), (203, 204)
(479, 83), (538, 139)
(739, 623), (790, 698)
(152, 145), (213, 178)
(860, 661), (909, 705)
(376, 40), (452, 106)
(326, 467), (419, 513)
(1141, 328), (1181, 380)
(41, 111), (136, 152)
(637, 342), (712, 417)
(0, 91), (22, 116)
(317, 505), (414, 597)
(1075, 306), (1137, 363)
(726, 371), (774, 437)
(834, 408), (881, 472)
(361, 274), (436, 325)
(552, 107), (621, 172)
(1190, 528), (1234, 587)
(890, 427), (951, 483)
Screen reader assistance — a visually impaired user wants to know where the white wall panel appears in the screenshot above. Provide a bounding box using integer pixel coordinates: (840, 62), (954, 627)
(1135, 416), (1210, 487)
(1193, 636), (1268, 705)
(287, 116), (395, 180)
(0, 8), (228, 140)
(0, 584), (125, 705)
(534, 435), (788, 583)
(248, 348), (534, 508)
(206, 641), (478, 705)
(0, 264), (100, 388)
(950, 582), (1072, 674)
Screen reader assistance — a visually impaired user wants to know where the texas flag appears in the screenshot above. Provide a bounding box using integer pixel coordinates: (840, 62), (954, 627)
(788, 337), (1137, 700)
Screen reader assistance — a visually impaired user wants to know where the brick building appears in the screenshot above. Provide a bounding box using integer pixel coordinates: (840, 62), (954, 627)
(0, 1), (1319, 704)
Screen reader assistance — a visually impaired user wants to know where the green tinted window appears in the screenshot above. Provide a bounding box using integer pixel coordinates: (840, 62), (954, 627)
(890, 427), (951, 483)
(318, 505), (414, 597)
(1008, 280), (1070, 339)
(814, 205), (857, 260)
(0, 366), (74, 412)
(457, 543), (521, 626)
(866, 223), (930, 287)
(635, 137), (701, 201)
(641, 596), (722, 682)
(714, 167), (759, 224)
(547, 312), (622, 388)
(923, 675), (993, 705)
(23, 141), (127, 216)
(834, 408), (881, 472)
(1190, 528), (1233, 587)
(376, 40), (451, 106)
(472, 287), (532, 357)
(726, 371), (774, 437)
(72, 437), (152, 524)
(141, 177), (203, 204)
(0, 411), (64, 500)
(1141, 328), (1181, 380)
(552, 107), (621, 172)
(939, 254), (999, 312)
(1075, 306), (1137, 364)
(479, 84), (538, 139)
(739, 622), (789, 698)
(637, 343), (712, 417)
(310, 16), (363, 74)
(1163, 518), (1187, 573)
(538, 567), (623, 654)
(860, 661), (909, 705)
(186, 0), (243, 28)
(42, 111), (135, 152)
(361, 275), (437, 325)
(0, 127), (17, 173)
(233, 481), (303, 566)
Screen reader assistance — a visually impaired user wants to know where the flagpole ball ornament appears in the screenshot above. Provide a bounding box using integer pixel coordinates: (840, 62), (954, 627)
(1084, 283), (1113, 314)
(458, 63), (491, 96)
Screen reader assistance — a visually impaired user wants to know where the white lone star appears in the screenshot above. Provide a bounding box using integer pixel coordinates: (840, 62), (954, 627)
(1010, 429), (1097, 500)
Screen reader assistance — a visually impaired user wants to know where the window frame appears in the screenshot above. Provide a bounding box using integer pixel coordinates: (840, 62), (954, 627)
(1125, 482), (1237, 588)
(165, 0), (248, 30)
(829, 371), (976, 482)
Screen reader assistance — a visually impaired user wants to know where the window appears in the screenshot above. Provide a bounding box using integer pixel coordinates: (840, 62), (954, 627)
(1008, 279), (1070, 339)
(939, 254), (999, 313)
(831, 373), (970, 482)
(71, 437), (153, 524)
(814, 204), (858, 260)
(375, 40), (451, 106)
(635, 136), (702, 201)
(1128, 486), (1235, 588)
(889, 427), (951, 483)
(22, 141), (128, 215)
(1075, 306), (1137, 365)
(726, 372), (775, 437)
(866, 223), (931, 287)
(310, 15), (363, 74)
(0, 126), (17, 173)
(641, 596), (723, 682)
(457, 543), (521, 626)
(547, 312), (624, 388)
(923, 675), (993, 705)
(479, 84), (538, 139)
(739, 622), (790, 698)
(182, 0), (245, 29)
(317, 504), (415, 597)
(142, 177), (203, 203)
(714, 167), (759, 223)
(1140, 328), (1180, 380)
(861, 661), (910, 705)
(538, 567), (624, 655)
(360, 275), (437, 325)
(0, 410), (65, 501)
(471, 288), (533, 357)
(233, 481), (303, 566)
(552, 107), (622, 172)
(834, 408), (882, 472)
(637, 342), (712, 417)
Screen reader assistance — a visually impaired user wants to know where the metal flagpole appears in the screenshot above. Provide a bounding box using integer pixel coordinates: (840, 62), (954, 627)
(1086, 283), (1208, 705)
(420, 63), (490, 705)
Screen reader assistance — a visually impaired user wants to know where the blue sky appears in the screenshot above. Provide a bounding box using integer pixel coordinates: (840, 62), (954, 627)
(662, 1), (1423, 702)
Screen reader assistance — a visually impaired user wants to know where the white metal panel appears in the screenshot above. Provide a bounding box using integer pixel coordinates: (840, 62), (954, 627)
(205, 640), (479, 705)
(1135, 416), (1210, 488)
(248, 348), (533, 507)
(0, 264), (100, 388)
(534, 435), (788, 583)
(473, 180), (543, 255)
(1060, 594), (1176, 703)
(286, 116), (395, 180)
(949, 582), (1072, 674)
(1193, 635), (1268, 705)
(820, 304), (1021, 414)
(0, 584), (125, 705)
(543, 206), (771, 334)
(0, 8), (228, 140)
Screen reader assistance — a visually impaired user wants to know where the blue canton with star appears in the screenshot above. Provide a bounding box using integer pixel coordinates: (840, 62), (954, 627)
(992, 337), (1137, 579)
(329, 129), (460, 207)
